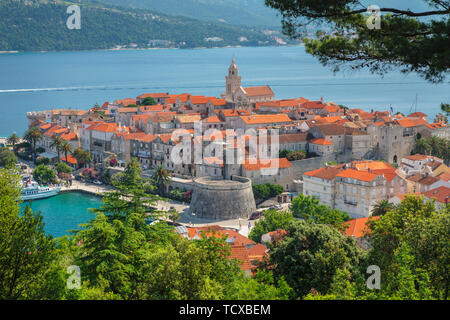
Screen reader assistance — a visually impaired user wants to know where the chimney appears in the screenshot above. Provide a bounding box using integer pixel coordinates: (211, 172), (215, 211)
(320, 96), (324, 104)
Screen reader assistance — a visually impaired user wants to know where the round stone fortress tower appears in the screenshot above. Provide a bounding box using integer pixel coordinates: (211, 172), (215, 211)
(189, 176), (256, 220)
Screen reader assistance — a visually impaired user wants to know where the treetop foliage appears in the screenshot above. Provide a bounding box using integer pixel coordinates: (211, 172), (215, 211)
(265, 0), (450, 82)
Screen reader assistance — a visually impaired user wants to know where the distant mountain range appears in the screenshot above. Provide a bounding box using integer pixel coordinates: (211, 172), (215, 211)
(91, 0), (282, 27)
(0, 0), (286, 52)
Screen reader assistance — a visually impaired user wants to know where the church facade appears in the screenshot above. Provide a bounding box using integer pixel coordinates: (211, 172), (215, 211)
(222, 58), (274, 110)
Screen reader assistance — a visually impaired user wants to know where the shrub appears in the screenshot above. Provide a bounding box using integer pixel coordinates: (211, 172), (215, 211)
(35, 156), (50, 166)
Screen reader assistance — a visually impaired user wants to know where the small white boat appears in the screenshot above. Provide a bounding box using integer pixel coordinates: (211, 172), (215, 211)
(21, 180), (61, 201)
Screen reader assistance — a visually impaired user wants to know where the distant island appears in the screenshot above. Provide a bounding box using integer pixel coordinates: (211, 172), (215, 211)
(0, 0), (297, 52)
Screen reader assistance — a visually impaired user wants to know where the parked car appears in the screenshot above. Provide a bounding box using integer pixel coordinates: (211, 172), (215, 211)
(250, 211), (264, 220)
(93, 179), (103, 185)
(274, 204), (283, 210)
(75, 175), (83, 181)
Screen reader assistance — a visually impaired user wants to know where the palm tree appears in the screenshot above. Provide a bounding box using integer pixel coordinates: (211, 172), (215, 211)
(60, 140), (73, 164)
(7, 132), (20, 150)
(50, 136), (64, 163)
(73, 148), (92, 168)
(371, 200), (395, 217)
(23, 127), (43, 161)
(152, 165), (171, 196)
(412, 138), (431, 155)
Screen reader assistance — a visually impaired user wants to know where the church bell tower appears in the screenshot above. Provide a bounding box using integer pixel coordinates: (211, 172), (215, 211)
(225, 57), (241, 103)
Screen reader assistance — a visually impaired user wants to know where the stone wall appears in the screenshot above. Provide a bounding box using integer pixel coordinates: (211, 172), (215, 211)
(290, 156), (335, 179)
(189, 176), (256, 220)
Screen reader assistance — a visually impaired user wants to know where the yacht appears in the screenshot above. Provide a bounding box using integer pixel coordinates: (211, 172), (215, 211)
(21, 179), (61, 201)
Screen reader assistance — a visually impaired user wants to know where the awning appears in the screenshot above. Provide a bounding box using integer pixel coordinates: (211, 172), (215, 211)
(38, 152), (58, 159)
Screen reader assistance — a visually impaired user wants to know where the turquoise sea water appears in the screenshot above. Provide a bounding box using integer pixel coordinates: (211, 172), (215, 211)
(20, 191), (101, 238)
(0, 46), (448, 137)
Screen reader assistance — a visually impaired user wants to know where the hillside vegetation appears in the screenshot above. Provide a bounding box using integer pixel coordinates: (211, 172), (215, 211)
(0, 0), (277, 52)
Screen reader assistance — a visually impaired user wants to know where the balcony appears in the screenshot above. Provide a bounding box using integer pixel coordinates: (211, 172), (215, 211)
(153, 154), (164, 160)
(344, 200), (357, 206)
(138, 151), (151, 158)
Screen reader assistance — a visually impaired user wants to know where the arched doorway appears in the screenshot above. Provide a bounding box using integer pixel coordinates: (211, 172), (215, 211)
(393, 155), (398, 164)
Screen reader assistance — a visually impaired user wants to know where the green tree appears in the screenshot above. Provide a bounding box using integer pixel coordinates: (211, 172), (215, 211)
(286, 151), (306, 161)
(441, 103), (450, 117)
(141, 97), (157, 106)
(50, 136), (64, 163)
(249, 209), (295, 243)
(371, 199), (395, 216)
(0, 168), (61, 299)
(7, 132), (20, 150)
(23, 127), (42, 161)
(367, 195), (450, 299)
(223, 270), (292, 300)
(413, 136), (450, 163)
(152, 165), (171, 196)
(291, 194), (350, 230)
(0, 147), (17, 168)
(252, 183), (284, 201)
(269, 220), (362, 298)
(73, 148), (93, 168)
(33, 164), (56, 185)
(93, 159), (163, 221)
(60, 140), (73, 164)
(55, 162), (72, 174)
(266, 0), (450, 82)
(252, 184), (270, 200)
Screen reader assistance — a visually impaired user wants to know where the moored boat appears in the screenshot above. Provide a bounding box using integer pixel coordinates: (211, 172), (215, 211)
(20, 179), (61, 201)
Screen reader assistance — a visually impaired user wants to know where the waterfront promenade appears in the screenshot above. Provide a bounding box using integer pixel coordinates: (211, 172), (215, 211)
(19, 159), (270, 237)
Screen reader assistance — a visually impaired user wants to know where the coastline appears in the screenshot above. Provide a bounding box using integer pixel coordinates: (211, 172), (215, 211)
(0, 44), (302, 55)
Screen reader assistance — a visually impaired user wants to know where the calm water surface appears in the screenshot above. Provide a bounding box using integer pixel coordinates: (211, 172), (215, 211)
(0, 46), (449, 136)
(21, 191), (101, 238)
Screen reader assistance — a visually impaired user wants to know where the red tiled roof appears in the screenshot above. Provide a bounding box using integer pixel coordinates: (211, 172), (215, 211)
(408, 112), (427, 118)
(438, 172), (450, 182)
(247, 243), (268, 258)
(203, 115), (223, 123)
(139, 105), (170, 113)
(215, 109), (250, 117)
(426, 122), (446, 130)
(137, 92), (169, 99)
(60, 131), (77, 141)
(116, 107), (139, 113)
(309, 138), (333, 145)
(344, 216), (379, 238)
(210, 98), (226, 106)
(230, 245), (252, 271)
(304, 165), (344, 180)
(115, 98), (137, 107)
(404, 154), (430, 161)
(62, 155), (77, 165)
(243, 86), (274, 97)
(336, 168), (378, 182)
(315, 123), (346, 135)
(301, 101), (327, 109)
(423, 186), (450, 204)
(243, 158), (293, 171)
(279, 133), (307, 143)
(256, 98), (306, 109)
(239, 114), (292, 124)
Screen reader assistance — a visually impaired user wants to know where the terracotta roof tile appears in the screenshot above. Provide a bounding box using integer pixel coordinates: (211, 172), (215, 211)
(240, 114), (292, 125)
(423, 186), (450, 204)
(336, 168), (378, 182)
(243, 158), (293, 171)
(304, 165), (344, 180)
(243, 86), (274, 97)
(309, 138), (333, 145)
(344, 216), (379, 238)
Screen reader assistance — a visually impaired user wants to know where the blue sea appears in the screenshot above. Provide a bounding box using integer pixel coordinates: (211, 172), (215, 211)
(0, 45), (448, 137)
(20, 191), (101, 238)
